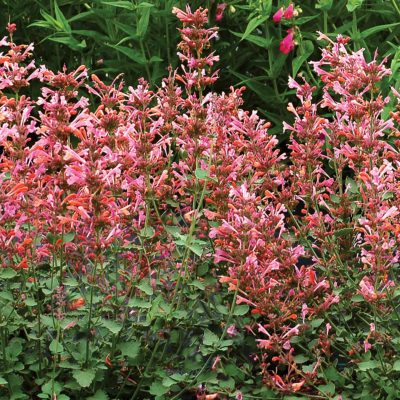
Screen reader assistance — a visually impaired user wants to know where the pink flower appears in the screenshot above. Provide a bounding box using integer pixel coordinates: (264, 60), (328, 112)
(227, 324), (238, 337)
(364, 340), (372, 353)
(273, 8), (284, 23)
(284, 4), (294, 20)
(6, 23), (17, 34)
(215, 3), (226, 22)
(359, 276), (378, 301)
(280, 29), (295, 54)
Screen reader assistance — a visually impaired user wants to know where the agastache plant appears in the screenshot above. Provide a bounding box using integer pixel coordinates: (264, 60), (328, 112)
(1, 6), (400, 400)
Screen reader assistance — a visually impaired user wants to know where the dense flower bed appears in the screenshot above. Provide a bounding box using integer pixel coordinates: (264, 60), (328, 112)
(1, 5), (400, 400)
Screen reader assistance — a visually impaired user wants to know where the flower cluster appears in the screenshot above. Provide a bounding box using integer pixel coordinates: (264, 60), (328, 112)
(1, 6), (400, 399)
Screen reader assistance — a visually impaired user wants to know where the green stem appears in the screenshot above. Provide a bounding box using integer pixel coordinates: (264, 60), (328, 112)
(85, 258), (98, 367)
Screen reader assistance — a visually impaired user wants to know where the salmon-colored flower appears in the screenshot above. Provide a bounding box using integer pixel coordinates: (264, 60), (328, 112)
(69, 297), (85, 310)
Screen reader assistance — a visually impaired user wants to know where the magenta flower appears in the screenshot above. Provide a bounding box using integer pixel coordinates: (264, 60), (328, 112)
(215, 3), (226, 22)
(284, 3), (294, 20)
(279, 29), (295, 54)
(273, 8), (284, 23)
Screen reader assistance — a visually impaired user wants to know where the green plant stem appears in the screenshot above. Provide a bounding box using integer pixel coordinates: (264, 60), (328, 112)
(323, 11), (328, 34)
(85, 255), (99, 367)
(170, 283), (240, 400)
(391, 0), (400, 17)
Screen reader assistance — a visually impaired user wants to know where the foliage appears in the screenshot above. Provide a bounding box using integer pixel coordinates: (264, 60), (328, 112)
(1, 1), (400, 136)
(1, 3), (400, 400)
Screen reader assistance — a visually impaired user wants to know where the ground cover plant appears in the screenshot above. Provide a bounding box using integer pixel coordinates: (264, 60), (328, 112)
(1, 3), (400, 400)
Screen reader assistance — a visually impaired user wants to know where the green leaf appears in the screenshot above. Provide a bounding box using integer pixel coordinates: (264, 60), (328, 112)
(346, 0), (364, 12)
(0, 376), (7, 385)
(72, 369), (96, 388)
(334, 228), (353, 238)
(87, 390), (109, 400)
(346, 177), (359, 194)
(101, 319), (123, 334)
(241, 16), (268, 42)
(310, 318), (324, 328)
(118, 341), (140, 359)
(137, 279), (153, 295)
(361, 22), (400, 39)
(230, 30), (272, 48)
(0, 268), (17, 279)
(315, 0), (333, 10)
(54, 1), (71, 33)
(107, 45), (146, 64)
(49, 36), (86, 51)
(140, 226), (155, 239)
(6, 339), (23, 360)
(24, 297), (37, 307)
(292, 40), (314, 77)
(64, 277), (79, 287)
(62, 232), (75, 243)
(149, 381), (169, 396)
(49, 339), (64, 354)
(318, 382), (335, 395)
(188, 243), (203, 257)
(392, 359), (400, 371)
(137, 2), (153, 38)
(357, 360), (379, 371)
(203, 329), (219, 346)
(189, 280), (206, 290)
(100, 0), (134, 9)
(233, 304), (249, 316)
(293, 354), (309, 364)
(351, 294), (364, 302)
(195, 168), (209, 180)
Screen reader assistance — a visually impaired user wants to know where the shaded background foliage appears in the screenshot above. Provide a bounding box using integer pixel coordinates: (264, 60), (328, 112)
(1, 0), (399, 136)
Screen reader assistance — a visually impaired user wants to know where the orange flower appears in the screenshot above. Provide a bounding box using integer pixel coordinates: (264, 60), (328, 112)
(69, 297), (85, 310)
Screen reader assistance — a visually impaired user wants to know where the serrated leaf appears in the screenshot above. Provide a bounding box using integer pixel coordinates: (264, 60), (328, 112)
(188, 243), (203, 257)
(203, 329), (219, 346)
(318, 382), (335, 395)
(189, 280), (205, 290)
(233, 304), (249, 316)
(64, 277), (79, 287)
(137, 279), (153, 295)
(195, 168), (209, 180)
(140, 226), (155, 239)
(62, 232), (75, 243)
(0, 268), (17, 279)
(49, 339), (64, 354)
(72, 369), (96, 388)
(149, 381), (169, 396)
(87, 390), (109, 400)
(393, 359), (400, 371)
(293, 354), (309, 364)
(101, 319), (123, 334)
(25, 297), (37, 307)
(118, 341), (140, 359)
(357, 360), (379, 371)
